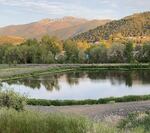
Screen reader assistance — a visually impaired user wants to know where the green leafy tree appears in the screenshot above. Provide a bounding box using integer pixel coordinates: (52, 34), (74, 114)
(107, 43), (125, 63)
(142, 43), (150, 62)
(124, 41), (134, 63)
(87, 44), (107, 63)
(63, 40), (79, 63)
(41, 35), (62, 57)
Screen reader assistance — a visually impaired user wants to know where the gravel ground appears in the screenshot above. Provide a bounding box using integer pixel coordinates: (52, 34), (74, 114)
(26, 100), (150, 122)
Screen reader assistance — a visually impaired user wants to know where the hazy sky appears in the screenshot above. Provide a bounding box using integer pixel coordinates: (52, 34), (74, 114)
(0, 0), (149, 27)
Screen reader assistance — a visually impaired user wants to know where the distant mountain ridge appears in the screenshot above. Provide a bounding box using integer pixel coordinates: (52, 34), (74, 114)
(73, 12), (150, 42)
(0, 16), (110, 40)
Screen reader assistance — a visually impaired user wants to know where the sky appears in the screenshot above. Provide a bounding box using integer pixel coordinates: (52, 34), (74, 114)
(0, 0), (150, 27)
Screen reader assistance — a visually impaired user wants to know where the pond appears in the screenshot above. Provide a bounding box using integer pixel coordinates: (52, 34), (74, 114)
(1, 70), (150, 100)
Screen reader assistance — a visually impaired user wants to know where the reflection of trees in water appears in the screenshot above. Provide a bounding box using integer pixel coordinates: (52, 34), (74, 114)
(41, 74), (60, 91)
(123, 70), (150, 87)
(65, 71), (134, 87)
(134, 70), (150, 84)
(7, 77), (41, 89)
(87, 71), (132, 87)
(86, 70), (150, 87)
(65, 72), (85, 86)
(5, 74), (61, 91)
(125, 73), (132, 87)
(3, 70), (150, 90)
(0, 82), (2, 88)
(5, 72), (85, 91)
(6, 77), (41, 89)
(63, 71), (135, 87)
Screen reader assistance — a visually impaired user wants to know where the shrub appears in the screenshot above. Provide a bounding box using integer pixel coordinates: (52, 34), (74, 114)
(118, 111), (150, 132)
(27, 95), (150, 106)
(0, 90), (26, 111)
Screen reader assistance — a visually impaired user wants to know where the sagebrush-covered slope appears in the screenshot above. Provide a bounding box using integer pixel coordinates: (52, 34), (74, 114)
(73, 12), (150, 42)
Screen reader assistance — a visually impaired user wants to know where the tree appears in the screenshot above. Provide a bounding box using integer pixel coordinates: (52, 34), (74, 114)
(63, 40), (80, 63)
(107, 43), (125, 63)
(18, 45), (29, 64)
(133, 44), (143, 63)
(0, 45), (9, 63)
(76, 41), (90, 51)
(142, 43), (150, 62)
(18, 39), (39, 64)
(87, 44), (107, 63)
(4, 46), (20, 64)
(41, 35), (62, 57)
(124, 41), (134, 63)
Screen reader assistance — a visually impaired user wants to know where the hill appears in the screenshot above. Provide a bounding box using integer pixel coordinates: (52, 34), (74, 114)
(73, 12), (150, 42)
(51, 19), (110, 39)
(0, 36), (25, 45)
(0, 17), (110, 40)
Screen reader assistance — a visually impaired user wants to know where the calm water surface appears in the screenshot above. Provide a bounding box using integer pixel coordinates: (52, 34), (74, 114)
(1, 70), (150, 100)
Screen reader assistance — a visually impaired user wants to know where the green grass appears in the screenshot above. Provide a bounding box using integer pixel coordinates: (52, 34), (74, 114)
(78, 63), (150, 70)
(0, 66), (49, 79)
(0, 108), (92, 133)
(27, 95), (150, 106)
(0, 67), (75, 81)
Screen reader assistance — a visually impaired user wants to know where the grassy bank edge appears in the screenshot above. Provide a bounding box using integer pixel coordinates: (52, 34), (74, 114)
(27, 95), (150, 106)
(1, 68), (75, 82)
(1, 63), (150, 82)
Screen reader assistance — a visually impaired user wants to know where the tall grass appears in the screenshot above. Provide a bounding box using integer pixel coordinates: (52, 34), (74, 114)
(0, 108), (91, 133)
(0, 108), (148, 133)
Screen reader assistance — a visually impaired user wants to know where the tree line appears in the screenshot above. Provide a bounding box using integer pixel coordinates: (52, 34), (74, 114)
(0, 35), (150, 64)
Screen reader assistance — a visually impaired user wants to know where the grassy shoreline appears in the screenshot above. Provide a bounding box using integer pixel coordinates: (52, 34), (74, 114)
(0, 63), (150, 82)
(27, 95), (150, 106)
(1, 68), (75, 82)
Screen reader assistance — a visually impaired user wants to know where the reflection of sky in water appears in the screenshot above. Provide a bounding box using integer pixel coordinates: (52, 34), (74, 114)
(2, 71), (150, 100)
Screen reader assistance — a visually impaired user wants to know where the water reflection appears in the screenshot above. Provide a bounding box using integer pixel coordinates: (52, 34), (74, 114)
(6, 74), (60, 91)
(4, 70), (150, 91)
(87, 70), (150, 87)
(2, 70), (150, 100)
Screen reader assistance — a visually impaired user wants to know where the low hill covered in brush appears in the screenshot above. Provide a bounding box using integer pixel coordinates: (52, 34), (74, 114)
(73, 12), (150, 42)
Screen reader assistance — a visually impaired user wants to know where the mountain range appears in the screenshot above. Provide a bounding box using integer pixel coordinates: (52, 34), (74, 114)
(0, 12), (149, 44)
(0, 17), (110, 42)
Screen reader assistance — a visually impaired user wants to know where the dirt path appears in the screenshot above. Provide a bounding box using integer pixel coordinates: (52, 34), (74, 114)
(26, 100), (150, 121)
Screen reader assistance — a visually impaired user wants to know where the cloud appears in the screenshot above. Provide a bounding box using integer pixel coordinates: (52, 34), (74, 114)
(0, 0), (149, 20)
(0, 0), (118, 19)
(0, 0), (66, 14)
(124, 0), (150, 8)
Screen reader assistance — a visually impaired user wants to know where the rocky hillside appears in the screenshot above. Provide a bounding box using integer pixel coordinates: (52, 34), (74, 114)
(73, 12), (150, 42)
